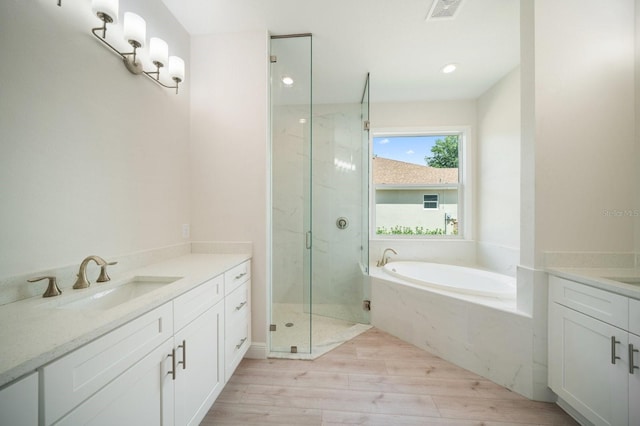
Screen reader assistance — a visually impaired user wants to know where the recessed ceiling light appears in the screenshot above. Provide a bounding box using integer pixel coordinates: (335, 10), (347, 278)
(281, 76), (294, 86)
(441, 63), (457, 74)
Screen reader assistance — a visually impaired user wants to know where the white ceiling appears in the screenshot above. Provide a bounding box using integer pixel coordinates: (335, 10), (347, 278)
(161, 0), (520, 104)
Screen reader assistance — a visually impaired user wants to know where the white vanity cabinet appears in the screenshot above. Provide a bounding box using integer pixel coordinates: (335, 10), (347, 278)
(224, 260), (251, 380)
(9, 256), (251, 425)
(549, 276), (639, 426)
(0, 371), (38, 426)
(173, 275), (224, 426)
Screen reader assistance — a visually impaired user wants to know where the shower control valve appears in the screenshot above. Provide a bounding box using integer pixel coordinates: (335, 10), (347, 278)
(336, 217), (349, 229)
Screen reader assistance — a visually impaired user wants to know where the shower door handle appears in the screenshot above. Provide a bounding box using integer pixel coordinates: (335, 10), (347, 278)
(305, 231), (312, 249)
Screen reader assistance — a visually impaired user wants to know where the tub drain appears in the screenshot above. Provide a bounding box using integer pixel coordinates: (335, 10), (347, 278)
(285, 322), (294, 327)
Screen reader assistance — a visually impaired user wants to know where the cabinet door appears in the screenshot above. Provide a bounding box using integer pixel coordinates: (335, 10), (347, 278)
(630, 333), (640, 426)
(56, 339), (175, 425)
(549, 303), (628, 426)
(0, 372), (38, 426)
(174, 301), (224, 426)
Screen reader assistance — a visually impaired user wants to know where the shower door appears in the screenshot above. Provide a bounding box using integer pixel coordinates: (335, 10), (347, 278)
(270, 34), (313, 353)
(270, 36), (370, 355)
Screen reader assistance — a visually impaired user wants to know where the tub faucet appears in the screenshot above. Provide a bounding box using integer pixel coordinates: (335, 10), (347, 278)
(377, 248), (397, 267)
(73, 255), (117, 289)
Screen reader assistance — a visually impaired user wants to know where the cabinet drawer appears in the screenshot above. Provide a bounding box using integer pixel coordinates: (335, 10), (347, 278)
(224, 260), (251, 295)
(174, 275), (223, 332)
(225, 318), (249, 380)
(225, 281), (249, 326)
(630, 298), (640, 336)
(41, 302), (173, 426)
(549, 276), (628, 329)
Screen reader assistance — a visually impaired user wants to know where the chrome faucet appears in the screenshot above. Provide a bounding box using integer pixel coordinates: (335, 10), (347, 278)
(73, 255), (117, 289)
(377, 248), (397, 267)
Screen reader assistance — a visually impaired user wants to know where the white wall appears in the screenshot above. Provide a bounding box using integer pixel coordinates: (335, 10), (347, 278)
(476, 67), (521, 274)
(533, 0), (636, 260)
(0, 0), (190, 279)
(190, 31), (269, 347)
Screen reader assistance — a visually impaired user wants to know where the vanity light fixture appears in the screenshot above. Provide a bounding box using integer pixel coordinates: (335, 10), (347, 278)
(90, 0), (186, 94)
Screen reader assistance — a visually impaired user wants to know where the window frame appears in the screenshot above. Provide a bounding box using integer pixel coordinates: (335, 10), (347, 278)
(370, 127), (472, 240)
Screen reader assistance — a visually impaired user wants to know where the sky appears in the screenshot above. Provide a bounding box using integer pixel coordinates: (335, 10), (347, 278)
(373, 135), (444, 166)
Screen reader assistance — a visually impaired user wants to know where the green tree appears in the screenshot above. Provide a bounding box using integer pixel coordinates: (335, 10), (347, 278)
(425, 135), (458, 168)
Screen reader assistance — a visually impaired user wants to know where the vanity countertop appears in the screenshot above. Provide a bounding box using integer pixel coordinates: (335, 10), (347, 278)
(547, 266), (640, 300)
(0, 253), (251, 388)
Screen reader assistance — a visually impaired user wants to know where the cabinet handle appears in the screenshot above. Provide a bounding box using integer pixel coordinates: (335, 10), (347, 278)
(235, 301), (247, 311)
(236, 337), (247, 349)
(168, 348), (176, 380)
(630, 344), (639, 374)
(234, 272), (247, 280)
(611, 336), (621, 364)
(178, 340), (186, 370)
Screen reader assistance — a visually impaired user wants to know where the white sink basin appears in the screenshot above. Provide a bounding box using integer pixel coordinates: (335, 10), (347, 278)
(58, 276), (181, 310)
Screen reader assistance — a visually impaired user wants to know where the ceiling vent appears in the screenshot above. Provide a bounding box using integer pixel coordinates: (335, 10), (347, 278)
(426, 0), (464, 20)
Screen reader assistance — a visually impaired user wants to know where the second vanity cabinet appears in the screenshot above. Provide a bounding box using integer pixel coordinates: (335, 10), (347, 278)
(548, 276), (640, 426)
(38, 259), (250, 425)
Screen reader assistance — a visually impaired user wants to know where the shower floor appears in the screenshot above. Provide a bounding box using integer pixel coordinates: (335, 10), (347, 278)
(270, 303), (371, 359)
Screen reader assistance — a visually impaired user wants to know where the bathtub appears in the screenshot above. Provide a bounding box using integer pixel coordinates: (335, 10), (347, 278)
(369, 261), (534, 399)
(382, 261), (516, 299)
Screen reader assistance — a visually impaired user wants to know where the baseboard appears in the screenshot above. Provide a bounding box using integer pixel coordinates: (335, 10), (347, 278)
(245, 342), (267, 359)
(556, 397), (594, 426)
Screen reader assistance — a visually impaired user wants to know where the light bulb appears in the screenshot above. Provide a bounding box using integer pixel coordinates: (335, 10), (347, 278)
(92, 0), (118, 23)
(123, 12), (146, 48)
(169, 56), (185, 82)
(441, 63), (457, 74)
(149, 38), (169, 67)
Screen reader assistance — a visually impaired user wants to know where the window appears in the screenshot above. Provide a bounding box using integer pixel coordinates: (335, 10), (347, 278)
(423, 194), (438, 209)
(372, 131), (466, 237)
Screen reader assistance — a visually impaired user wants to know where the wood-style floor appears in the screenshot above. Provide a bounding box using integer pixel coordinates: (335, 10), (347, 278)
(202, 328), (578, 425)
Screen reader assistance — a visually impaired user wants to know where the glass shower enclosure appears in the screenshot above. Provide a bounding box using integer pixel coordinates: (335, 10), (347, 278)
(270, 34), (370, 355)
